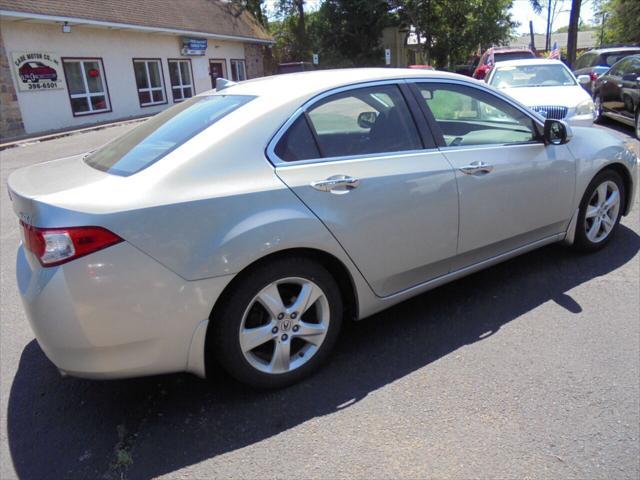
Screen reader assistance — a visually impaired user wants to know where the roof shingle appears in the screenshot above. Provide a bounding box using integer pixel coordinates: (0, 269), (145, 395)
(0, 0), (272, 42)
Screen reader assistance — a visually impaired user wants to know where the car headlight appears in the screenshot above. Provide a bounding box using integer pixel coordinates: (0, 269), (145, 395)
(576, 99), (594, 116)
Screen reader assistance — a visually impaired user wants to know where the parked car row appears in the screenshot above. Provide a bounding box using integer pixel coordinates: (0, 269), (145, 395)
(464, 45), (639, 138)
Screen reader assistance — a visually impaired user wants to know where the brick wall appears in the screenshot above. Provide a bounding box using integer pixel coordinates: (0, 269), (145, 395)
(244, 43), (271, 79)
(0, 28), (24, 140)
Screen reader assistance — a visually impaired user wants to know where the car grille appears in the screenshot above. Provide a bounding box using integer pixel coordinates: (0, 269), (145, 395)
(530, 105), (568, 120)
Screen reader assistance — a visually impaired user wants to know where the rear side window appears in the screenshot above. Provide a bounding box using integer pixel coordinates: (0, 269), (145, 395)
(85, 94), (254, 176)
(602, 51), (640, 67)
(574, 52), (595, 69)
(274, 85), (423, 162)
(274, 115), (320, 162)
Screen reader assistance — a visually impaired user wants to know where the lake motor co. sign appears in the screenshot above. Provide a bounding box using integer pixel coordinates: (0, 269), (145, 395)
(12, 52), (64, 91)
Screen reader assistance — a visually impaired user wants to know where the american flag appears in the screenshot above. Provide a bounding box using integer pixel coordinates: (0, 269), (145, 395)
(549, 41), (560, 59)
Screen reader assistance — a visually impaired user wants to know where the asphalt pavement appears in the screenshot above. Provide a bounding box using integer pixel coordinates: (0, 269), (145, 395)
(0, 120), (638, 480)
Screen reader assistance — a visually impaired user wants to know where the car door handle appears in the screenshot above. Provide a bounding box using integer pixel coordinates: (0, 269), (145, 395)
(459, 161), (494, 175)
(311, 175), (360, 194)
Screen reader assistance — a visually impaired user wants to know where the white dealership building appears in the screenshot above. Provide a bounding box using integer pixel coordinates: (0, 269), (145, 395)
(0, 0), (272, 140)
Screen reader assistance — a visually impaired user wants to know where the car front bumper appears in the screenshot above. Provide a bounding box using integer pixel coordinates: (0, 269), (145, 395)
(16, 241), (233, 379)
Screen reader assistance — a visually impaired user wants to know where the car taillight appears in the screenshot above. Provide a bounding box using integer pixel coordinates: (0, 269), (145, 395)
(20, 222), (123, 267)
(589, 71), (599, 82)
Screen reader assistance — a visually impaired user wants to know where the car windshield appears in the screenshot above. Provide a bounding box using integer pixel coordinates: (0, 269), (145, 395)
(85, 94), (254, 176)
(490, 64), (576, 88)
(494, 51), (534, 62)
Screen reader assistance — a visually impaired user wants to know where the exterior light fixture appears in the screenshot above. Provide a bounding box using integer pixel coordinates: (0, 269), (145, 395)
(62, 22), (71, 33)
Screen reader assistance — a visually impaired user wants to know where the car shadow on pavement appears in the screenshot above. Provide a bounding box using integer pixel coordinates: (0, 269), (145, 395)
(7, 225), (640, 479)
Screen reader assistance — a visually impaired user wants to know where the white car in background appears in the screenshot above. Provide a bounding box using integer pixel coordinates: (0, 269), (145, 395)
(487, 59), (595, 127)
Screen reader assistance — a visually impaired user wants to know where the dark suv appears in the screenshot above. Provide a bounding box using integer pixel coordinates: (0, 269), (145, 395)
(592, 54), (640, 138)
(573, 46), (640, 93)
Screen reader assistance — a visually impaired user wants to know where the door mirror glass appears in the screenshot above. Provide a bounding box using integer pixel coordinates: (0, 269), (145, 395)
(357, 111), (378, 129)
(577, 74), (590, 85)
(544, 119), (571, 145)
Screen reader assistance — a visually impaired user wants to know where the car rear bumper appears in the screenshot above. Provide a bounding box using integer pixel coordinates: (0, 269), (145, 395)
(16, 241), (233, 379)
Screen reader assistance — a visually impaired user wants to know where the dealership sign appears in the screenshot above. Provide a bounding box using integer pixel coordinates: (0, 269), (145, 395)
(12, 52), (64, 91)
(181, 37), (207, 56)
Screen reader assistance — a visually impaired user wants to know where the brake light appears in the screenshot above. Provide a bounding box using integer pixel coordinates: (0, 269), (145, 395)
(20, 222), (123, 267)
(589, 71), (599, 82)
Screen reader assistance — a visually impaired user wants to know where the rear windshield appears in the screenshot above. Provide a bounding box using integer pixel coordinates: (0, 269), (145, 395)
(85, 94), (254, 176)
(494, 51), (535, 62)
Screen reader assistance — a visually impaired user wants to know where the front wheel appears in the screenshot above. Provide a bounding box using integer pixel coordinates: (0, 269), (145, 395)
(209, 257), (343, 389)
(573, 170), (625, 252)
(593, 94), (604, 123)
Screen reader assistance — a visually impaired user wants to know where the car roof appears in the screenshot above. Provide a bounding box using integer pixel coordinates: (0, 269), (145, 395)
(202, 68), (466, 99)
(588, 47), (640, 54)
(492, 59), (567, 68)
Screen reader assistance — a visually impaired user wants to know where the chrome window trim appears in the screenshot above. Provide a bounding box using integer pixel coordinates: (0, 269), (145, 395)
(266, 79), (438, 167)
(266, 76), (547, 167)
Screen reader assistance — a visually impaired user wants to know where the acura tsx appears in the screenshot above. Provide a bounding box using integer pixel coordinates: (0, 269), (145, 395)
(8, 69), (638, 388)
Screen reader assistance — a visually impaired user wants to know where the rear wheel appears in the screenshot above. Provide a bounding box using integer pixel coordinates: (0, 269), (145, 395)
(573, 170), (625, 252)
(209, 257), (343, 389)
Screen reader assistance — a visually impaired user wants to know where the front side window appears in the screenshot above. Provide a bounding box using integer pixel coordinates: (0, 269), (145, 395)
(230, 59), (247, 81)
(85, 95), (254, 176)
(168, 59), (194, 102)
(133, 59), (166, 106)
(62, 58), (110, 115)
(416, 83), (536, 147)
(305, 85), (422, 158)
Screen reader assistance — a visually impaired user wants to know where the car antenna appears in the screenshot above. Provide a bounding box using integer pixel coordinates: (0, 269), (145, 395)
(216, 77), (237, 91)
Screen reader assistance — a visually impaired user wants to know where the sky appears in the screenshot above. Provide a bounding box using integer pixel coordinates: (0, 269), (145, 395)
(263, 0), (597, 36)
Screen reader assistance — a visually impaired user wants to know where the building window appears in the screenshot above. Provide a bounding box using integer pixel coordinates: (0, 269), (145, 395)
(62, 58), (111, 116)
(168, 59), (194, 102)
(230, 59), (247, 81)
(133, 59), (166, 107)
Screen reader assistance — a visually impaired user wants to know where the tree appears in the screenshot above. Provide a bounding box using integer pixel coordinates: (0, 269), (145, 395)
(314, 0), (391, 67)
(390, 0), (515, 68)
(596, 0), (640, 45)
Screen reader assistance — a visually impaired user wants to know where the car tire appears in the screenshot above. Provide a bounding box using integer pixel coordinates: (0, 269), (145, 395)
(209, 256), (343, 389)
(573, 170), (625, 252)
(593, 94), (604, 123)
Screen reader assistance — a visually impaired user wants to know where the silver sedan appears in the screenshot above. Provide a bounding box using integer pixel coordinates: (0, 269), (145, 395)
(8, 69), (638, 389)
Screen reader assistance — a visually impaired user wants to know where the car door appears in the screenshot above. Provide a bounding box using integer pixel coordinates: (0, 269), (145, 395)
(601, 59), (628, 113)
(270, 82), (459, 297)
(410, 81), (576, 270)
(619, 57), (640, 121)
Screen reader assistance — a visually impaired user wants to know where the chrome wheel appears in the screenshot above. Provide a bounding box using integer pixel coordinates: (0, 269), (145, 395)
(239, 277), (330, 374)
(594, 95), (602, 121)
(584, 180), (620, 243)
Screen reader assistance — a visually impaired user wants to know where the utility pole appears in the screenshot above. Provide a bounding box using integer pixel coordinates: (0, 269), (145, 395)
(546, 0), (552, 51)
(529, 20), (536, 53)
(566, 0), (581, 67)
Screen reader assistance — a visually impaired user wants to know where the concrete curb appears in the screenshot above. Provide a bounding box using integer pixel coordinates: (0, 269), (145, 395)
(0, 116), (150, 151)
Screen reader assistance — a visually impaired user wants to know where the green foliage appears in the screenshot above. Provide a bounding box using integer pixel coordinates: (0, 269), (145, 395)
(391, 0), (516, 68)
(313, 0), (391, 67)
(597, 0), (640, 45)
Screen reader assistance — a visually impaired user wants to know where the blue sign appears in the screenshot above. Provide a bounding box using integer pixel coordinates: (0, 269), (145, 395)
(181, 37), (207, 56)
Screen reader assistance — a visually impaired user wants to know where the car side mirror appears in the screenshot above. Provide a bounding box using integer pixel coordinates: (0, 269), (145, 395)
(544, 119), (572, 145)
(577, 74), (590, 85)
(357, 111), (378, 129)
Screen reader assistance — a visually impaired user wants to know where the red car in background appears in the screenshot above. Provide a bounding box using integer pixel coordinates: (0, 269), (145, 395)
(18, 61), (58, 83)
(472, 47), (535, 80)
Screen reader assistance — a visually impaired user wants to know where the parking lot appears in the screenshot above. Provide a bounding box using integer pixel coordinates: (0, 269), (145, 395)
(0, 120), (638, 479)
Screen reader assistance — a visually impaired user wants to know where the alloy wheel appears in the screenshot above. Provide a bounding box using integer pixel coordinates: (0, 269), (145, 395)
(584, 180), (620, 243)
(239, 277), (330, 374)
(593, 95), (602, 121)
